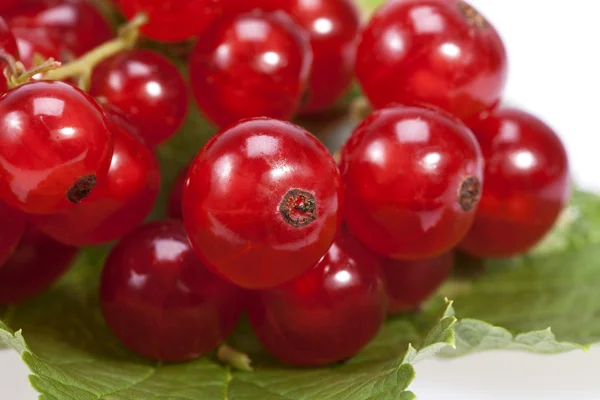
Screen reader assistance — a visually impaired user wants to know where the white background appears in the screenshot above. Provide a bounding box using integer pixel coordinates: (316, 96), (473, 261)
(1, 0), (600, 398)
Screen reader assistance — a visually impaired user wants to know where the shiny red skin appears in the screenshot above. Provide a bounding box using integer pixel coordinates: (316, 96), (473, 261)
(460, 107), (571, 258)
(0, 81), (113, 215)
(117, 0), (224, 42)
(230, 0), (360, 114)
(382, 251), (454, 314)
(0, 225), (78, 305)
(11, 26), (63, 69)
(31, 107), (160, 246)
(100, 220), (246, 362)
(248, 233), (387, 366)
(5, 0), (112, 56)
(168, 164), (188, 220)
(340, 106), (484, 260)
(356, 0), (508, 121)
(90, 50), (189, 145)
(0, 17), (19, 94)
(189, 11), (312, 127)
(183, 118), (342, 289)
(0, 0), (19, 12)
(0, 201), (26, 267)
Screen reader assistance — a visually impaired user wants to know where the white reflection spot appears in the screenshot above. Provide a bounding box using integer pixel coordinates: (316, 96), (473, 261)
(334, 270), (351, 284)
(128, 270), (148, 289)
(366, 140), (386, 166)
(410, 6), (445, 34)
(422, 152), (441, 170)
(270, 164), (292, 179)
(33, 97), (64, 117)
(384, 29), (404, 52)
(154, 239), (188, 262)
(60, 127), (76, 137)
(246, 135), (279, 157)
(395, 119), (430, 143)
(145, 81), (162, 97)
(513, 150), (536, 169)
(440, 42), (461, 58)
(313, 18), (333, 35)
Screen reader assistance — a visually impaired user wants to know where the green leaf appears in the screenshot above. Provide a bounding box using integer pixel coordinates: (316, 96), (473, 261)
(440, 190), (600, 356)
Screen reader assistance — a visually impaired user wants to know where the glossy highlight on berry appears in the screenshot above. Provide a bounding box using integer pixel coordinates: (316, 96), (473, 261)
(340, 105), (484, 260)
(460, 107), (571, 258)
(90, 49), (188, 145)
(31, 106), (161, 247)
(183, 118), (342, 289)
(356, 0), (508, 121)
(248, 233), (387, 366)
(189, 10), (312, 127)
(100, 220), (246, 362)
(0, 81), (113, 215)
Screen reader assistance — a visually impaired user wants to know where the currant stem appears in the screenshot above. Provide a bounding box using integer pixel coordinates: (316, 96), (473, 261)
(216, 343), (253, 372)
(7, 58), (62, 89)
(350, 96), (372, 121)
(43, 13), (148, 88)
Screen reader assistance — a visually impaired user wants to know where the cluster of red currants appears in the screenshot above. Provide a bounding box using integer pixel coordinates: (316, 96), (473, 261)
(0, 0), (570, 367)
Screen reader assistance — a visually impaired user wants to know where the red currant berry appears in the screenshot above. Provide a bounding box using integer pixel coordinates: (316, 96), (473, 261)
(460, 107), (570, 258)
(341, 105), (484, 260)
(5, 0), (113, 56)
(167, 164), (188, 220)
(0, 0), (18, 12)
(11, 26), (63, 69)
(0, 81), (113, 214)
(356, 0), (507, 121)
(248, 233), (387, 366)
(189, 11), (312, 127)
(100, 220), (246, 362)
(0, 200), (26, 267)
(230, 0), (360, 114)
(90, 49), (189, 145)
(117, 0), (223, 42)
(183, 118), (342, 289)
(0, 225), (78, 305)
(0, 16), (19, 94)
(382, 251), (454, 314)
(31, 106), (160, 246)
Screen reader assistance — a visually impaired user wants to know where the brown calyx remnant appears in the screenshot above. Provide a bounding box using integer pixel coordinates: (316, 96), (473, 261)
(67, 174), (97, 204)
(458, 176), (481, 211)
(457, 1), (489, 30)
(279, 189), (317, 228)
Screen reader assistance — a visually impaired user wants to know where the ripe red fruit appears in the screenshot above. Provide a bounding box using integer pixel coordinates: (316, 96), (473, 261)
(0, 81), (113, 215)
(31, 106), (160, 246)
(460, 107), (571, 258)
(230, 0), (360, 114)
(167, 164), (188, 220)
(189, 11), (312, 127)
(382, 251), (454, 314)
(356, 0), (508, 121)
(11, 26), (63, 69)
(340, 105), (484, 260)
(0, 225), (78, 305)
(248, 233), (387, 366)
(117, 0), (224, 42)
(90, 49), (189, 145)
(5, 0), (113, 56)
(0, 200), (26, 267)
(0, 0), (18, 12)
(100, 220), (246, 362)
(0, 16), (19, 94)
(183, 118), (342, 289)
